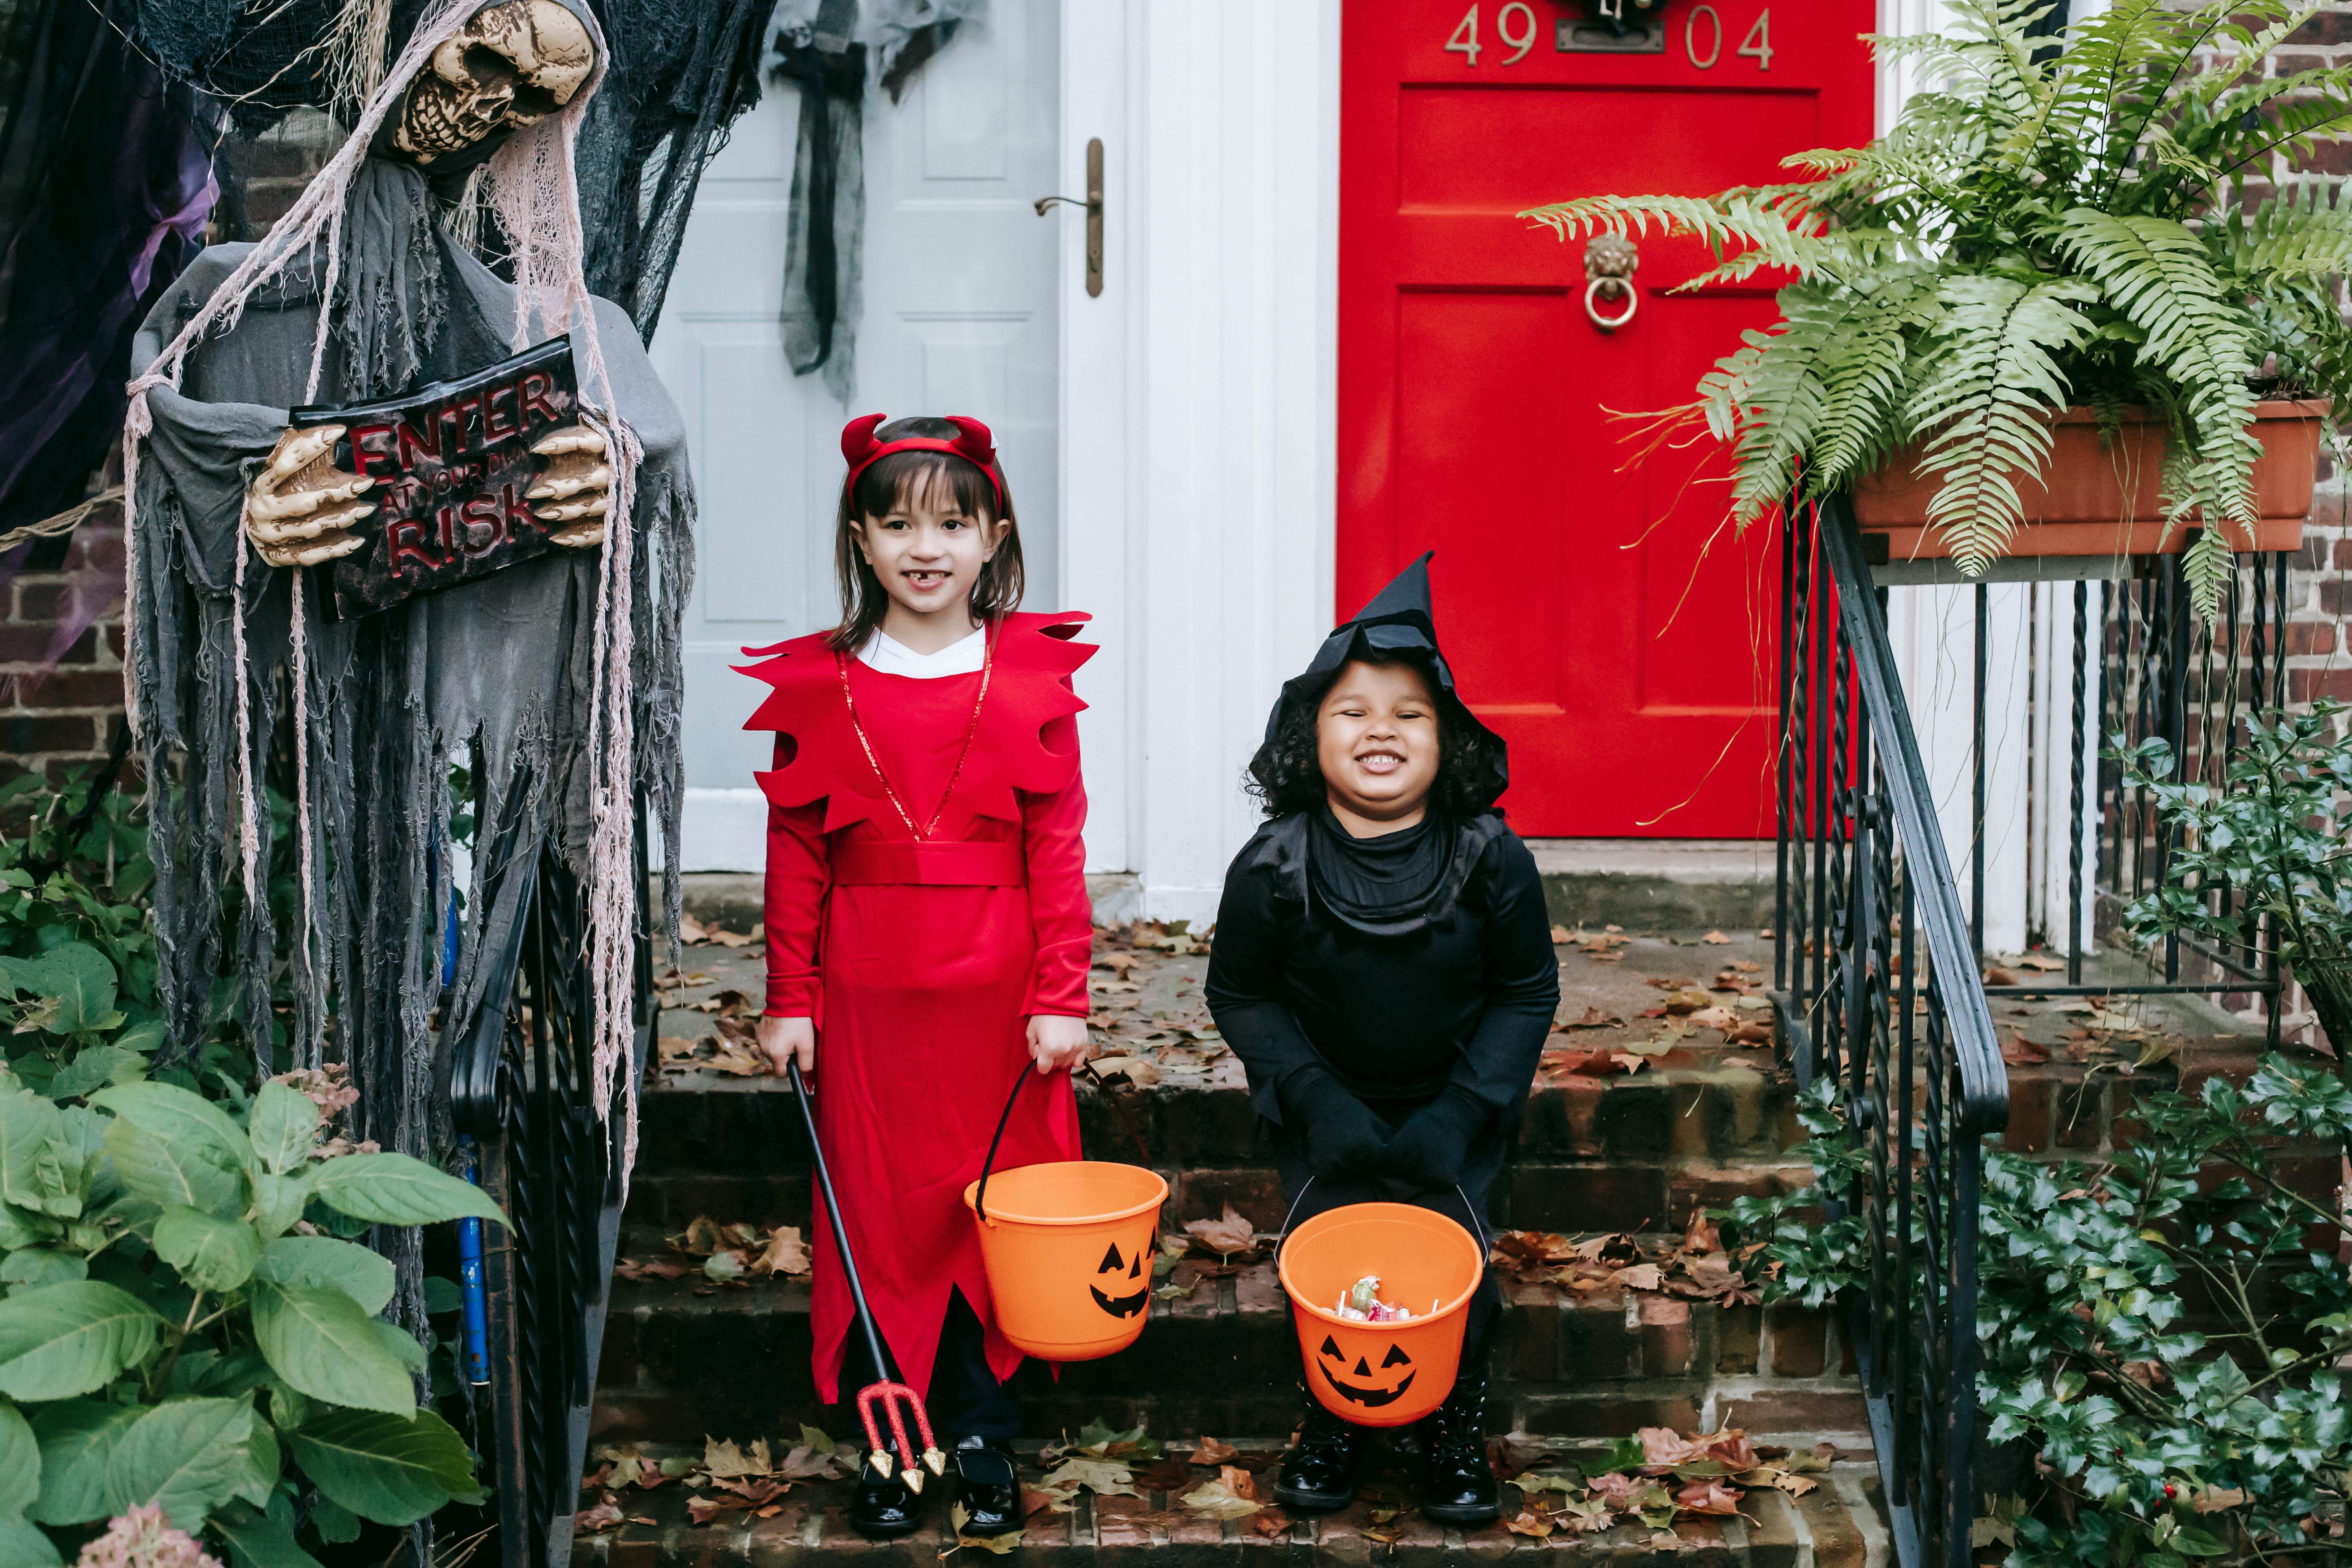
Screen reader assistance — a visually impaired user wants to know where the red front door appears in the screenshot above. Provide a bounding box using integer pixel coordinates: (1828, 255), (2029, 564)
(1339, 0), (1873, 837)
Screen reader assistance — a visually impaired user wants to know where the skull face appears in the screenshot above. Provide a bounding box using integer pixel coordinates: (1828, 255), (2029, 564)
(393, 0), (595, 165)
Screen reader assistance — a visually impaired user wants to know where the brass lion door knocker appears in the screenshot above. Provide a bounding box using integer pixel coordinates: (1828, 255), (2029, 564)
(1583, 232), (1639, 333)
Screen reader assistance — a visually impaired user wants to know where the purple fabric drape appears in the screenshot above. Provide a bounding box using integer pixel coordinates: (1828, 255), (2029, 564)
(0, 0), (217, 539)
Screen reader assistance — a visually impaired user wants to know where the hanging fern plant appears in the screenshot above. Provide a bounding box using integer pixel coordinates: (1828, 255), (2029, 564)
(1523, 0), (2352, 616)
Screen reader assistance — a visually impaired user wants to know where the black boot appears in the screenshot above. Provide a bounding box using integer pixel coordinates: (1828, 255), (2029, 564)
(949, 1435), (1023, 1537)
(849, 1453), (921, 1539)
(1413, 1379), (1499, 1524)
(1272, 1393), (1371, 1513)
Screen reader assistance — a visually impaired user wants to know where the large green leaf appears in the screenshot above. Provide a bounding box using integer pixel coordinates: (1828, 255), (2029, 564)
(153, 1205), (262, 1293)
(307, 1154), (507, 1229)
(249, 1173), (305, 1242)
(244, 1083), (319, 1178)
(102, 1397), (255, 1531)
(0, 943), (117, 1034)
(0, 1251), (86, 1290)
(0, 1281), (162, 1400)
(255, 1237), (394, 1318)
(209, 1498), (325, 1568)
(88, 1083), (249, 1174)
(287, 1408), (478, 1526)
(247, 1279), (413, 1415)
(0, 1090), (76, 1218)
(47, 1047), (144, 1104)
(29, 1399), (139, 1525)
(238, 1415), (279, 1507)
(102, 1120), (241, 1219)
(0, 1398), (39, 1519)
(0, 1515), (61, 1567)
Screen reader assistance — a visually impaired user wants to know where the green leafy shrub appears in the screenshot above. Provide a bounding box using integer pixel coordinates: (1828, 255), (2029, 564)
(0, 1068), (506, 1564)
(1522, 0), (2352, 614)
(2119, 702), (2352, 1066)
(1729, 1064), (2352, 1567)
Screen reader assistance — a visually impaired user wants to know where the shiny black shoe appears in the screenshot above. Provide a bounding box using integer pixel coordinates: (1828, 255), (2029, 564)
(1413, 1379), (1499, 1524)
(849, 1454), (921, 1539)
(949, 1436), (1024, 1537)
(1272, 1395), (1371, 1513)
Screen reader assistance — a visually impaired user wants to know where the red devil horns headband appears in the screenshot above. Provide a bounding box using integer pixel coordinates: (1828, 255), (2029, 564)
(840, 413), (1005, 507)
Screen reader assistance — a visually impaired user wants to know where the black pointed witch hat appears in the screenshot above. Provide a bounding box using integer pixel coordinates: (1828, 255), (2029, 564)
(1264, 551), (1508, 810)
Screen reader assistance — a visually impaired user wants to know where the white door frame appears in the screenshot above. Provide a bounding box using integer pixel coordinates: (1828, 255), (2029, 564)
(1058, 0), (1343, 923)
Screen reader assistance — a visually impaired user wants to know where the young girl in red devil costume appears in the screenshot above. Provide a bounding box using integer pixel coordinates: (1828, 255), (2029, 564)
(743, 415), (1093, 1539)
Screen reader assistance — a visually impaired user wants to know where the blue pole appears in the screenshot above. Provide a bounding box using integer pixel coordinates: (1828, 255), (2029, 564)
(456, 1135), (491, 1386)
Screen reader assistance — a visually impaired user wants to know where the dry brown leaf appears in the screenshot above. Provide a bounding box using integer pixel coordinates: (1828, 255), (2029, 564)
(2017, 954), (2065, 971)
(1771, 1470), (1817, 1497)
(1503, 1507), (1556, 1539)
(1090, 1055), (1161, 1088)
(1731, 1021), (1773, 1045)
(1702, 930), (1733, 944)
(1551, 924), (1575, 945)
(656, 1035), (703, 1065)
(1562, 1006), (1627, 1030)
(1612, 1263), (1665, 1291)
(1192, 1436), (1239, 1466)
(2193, 1486), (2249, 1513)
(703, 923), (757, 948)
(1983, 966), (2021, 986)
(1689, 1005), (1739, 1032)
(1675, 1479), (1745, 1516)
(701, 1436), (772, 1480)
(1683, 1213), (1722, 1253)
(1609, 1053), (1650, 1075)
(1251, 1508), (1290, 1538)
(612, 1255), (692, 1281)
(678, 914), (710, 944)
(1184, 1205), (1258, 1261)
(1180, 1472), (1262, 1519)
(575, 1495), (623, 1533)
(2000, 1036), (2050, 1066)
(750, 1226), (812, 1279)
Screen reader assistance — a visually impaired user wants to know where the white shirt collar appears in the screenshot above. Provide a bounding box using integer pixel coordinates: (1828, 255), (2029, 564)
(856, 623), (987, 679)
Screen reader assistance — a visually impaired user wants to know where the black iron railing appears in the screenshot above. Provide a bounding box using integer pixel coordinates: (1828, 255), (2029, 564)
(451, 797), (654, 1568)
(1775, 495), (2011, 1568)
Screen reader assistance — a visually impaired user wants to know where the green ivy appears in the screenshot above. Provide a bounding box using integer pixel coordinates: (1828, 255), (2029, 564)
(0, 766), (500, 1563)
(1726, 1062), (2352, 1567)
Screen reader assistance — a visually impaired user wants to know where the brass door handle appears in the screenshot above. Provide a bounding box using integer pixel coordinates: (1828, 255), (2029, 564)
(1584, 233), (1639, 332)
(1033, 137), (1105, 297)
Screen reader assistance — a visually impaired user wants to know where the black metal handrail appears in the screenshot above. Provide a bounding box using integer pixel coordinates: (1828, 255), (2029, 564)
(1776, 494), (2011, 1568)
(450, 790), (655, 1568)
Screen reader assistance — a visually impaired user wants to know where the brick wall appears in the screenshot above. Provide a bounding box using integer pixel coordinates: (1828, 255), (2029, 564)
(1, 511), (126, 787)
(0, 111), (338, 788)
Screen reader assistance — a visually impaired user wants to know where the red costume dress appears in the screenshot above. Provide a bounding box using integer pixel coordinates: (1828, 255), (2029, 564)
(740, 611), (1095, 1402)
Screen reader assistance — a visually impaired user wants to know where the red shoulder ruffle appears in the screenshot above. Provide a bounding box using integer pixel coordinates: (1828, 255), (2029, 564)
(733, 611), (1095, 836)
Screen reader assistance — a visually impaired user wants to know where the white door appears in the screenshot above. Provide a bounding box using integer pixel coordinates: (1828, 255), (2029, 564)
(655, 2), (1062, 871)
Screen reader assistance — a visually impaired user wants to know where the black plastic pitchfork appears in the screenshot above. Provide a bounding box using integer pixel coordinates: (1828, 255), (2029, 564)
(788, 1061), (946, 1491)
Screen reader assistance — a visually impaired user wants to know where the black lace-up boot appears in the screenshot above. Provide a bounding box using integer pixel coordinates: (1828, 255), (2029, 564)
(949, 1435), (1023, 1536)
(849, 1452), (921, 1538)
(1272, 1391), (1371, 1513)
(1413, 1379), (1499, 1524)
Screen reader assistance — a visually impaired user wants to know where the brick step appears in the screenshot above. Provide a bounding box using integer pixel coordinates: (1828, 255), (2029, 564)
(626, 1068), (1812, 1239)
(572, 1441), (1892, 1567)
(592, 1257), (1863, 1449)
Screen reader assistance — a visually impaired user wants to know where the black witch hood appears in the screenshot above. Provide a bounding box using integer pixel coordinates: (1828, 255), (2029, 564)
(121, 0), (691, 1311)
(1265, 550), (1509, 811)
(1246, 553), (1513, 939)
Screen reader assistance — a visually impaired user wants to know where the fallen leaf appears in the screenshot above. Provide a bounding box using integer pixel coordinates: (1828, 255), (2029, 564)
(1090, 1055), (1161, 1088)
(2017, 954), (2065, 971)
(778, 1424), (845, 1479)
(1251, 1508), (1290, 1538)
(612, 1255), (692, 1281)
(1551, 924), (1575, 945)
(575, 1495), (623, 1533)
(1609, 1053), (1650, 1075)
(1683, 1213), (1722, 1254)
(678, 914), (710, 944)
(951, 1502), (1025, 1552)
(1676, 1479), (1744, 1516)
(1778, 1446), (1834, 1474)
(1611, 1263), (1664, 1291)
(1184, 1205), (1258, 1261)
(750, 1226), (812, 1279)
(1037, 1455), (1140, 1504)
(656, 1035), (704, 1065)
(702, 923), (757, 948)
(1192, 1436), (1239, 1466)
(2192, 1485), (2249, 1513)
(1562, 1006), (1627, 1030)
(2000, 1037), (2049, 1066)
(1702, 930), (1733, 945)
(1180, 1472), (1263, 1520)
(1652, 1529), (1684, 1548)
(702, 1436), (772, 1480)
(2135, 1037), (2176, 1070)
(1503, 1507), (1556, 1538)
(1731, 1022), (1773, 1045)
(1983, 967), (2020, 986)
(1689, 1006), (1739, 1032)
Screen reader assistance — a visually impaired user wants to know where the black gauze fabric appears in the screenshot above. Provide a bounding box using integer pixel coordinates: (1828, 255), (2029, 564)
(1306, 805), (1457, 936)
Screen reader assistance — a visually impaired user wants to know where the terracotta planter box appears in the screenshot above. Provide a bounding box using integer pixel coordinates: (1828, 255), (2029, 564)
(1853, 399), (2330, 559)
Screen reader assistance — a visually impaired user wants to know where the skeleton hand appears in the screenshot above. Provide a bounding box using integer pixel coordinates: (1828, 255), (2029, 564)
(528, 425), (610, 548)
(245, 425), (375, 568)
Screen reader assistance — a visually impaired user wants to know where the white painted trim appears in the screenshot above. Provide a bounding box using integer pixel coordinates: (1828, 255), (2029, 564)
(675, 787), (768, 873)
(1061, 0), (1342, 922)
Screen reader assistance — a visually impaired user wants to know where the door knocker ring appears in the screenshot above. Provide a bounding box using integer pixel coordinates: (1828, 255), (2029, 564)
(1582, 232), (1640, 333)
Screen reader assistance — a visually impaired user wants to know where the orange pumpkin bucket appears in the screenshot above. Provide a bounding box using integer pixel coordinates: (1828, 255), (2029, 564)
(963, 1069), (1168, 1361)
(1277, 1203), (1485, 1428)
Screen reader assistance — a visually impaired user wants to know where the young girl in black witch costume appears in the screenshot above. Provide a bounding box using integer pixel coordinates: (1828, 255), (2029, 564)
(1204, 553), (1558, 1526)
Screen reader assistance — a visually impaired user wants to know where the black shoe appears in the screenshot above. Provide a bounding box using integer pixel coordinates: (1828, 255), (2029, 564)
(850, 1454), (921, 1538)
(949, 1436), (1023, 1537)
(1272, 1393), (1371, 1513)
(1413, 1379), (1499, 1524)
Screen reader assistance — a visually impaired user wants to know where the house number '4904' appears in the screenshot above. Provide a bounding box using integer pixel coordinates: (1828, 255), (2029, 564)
(1444, 3), (1773, 70)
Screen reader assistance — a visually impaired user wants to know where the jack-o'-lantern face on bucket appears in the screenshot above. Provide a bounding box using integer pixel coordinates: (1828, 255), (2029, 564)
(1090, 1239), (1149, 1319)
(1316, 1336), (1415, 1408)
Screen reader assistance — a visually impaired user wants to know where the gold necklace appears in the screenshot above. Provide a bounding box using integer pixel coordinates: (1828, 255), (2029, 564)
(836, 629), (996, 840)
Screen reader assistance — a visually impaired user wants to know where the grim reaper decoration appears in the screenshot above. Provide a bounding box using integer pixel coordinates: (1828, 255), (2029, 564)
(121, 0), (691, 1321)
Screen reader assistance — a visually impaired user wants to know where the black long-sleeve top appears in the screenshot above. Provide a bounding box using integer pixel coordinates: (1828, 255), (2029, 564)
(1204, 811), (1560, 1126)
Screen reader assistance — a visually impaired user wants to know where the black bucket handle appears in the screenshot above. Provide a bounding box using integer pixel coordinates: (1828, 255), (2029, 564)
(971, 1061), (1036, 1228)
